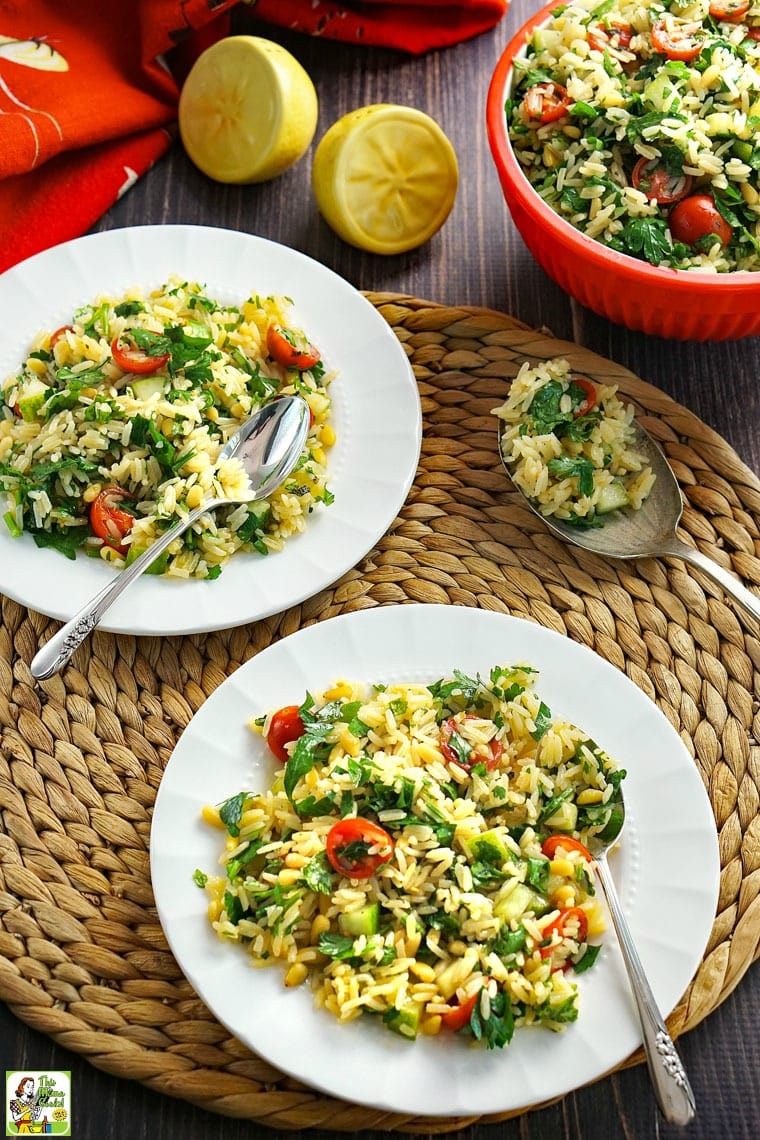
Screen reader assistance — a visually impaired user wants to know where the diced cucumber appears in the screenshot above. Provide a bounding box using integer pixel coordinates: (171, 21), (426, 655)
(596, 480), (629, 514)
(494, 882), (548, 923)
(733, 140), (754, 163)
(248, 499), (271, 524)
(131, 375), (164, 402)
(466, 829), (514, 867)
(18, 379), (48, 422)
(384, 1002), (421, 1040)
(543, 800), (578, 832)
(643, 72), (681, 113)
(338, 902), (379, 936)
(181, 321), (214, 348)
(124, 544), (169, 575)
(238, 499), (272, 543)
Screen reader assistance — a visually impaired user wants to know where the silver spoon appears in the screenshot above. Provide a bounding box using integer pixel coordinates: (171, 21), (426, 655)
(31, 395), (311, 681)
(498, 416), (760, 624)
(588, 793), (696, 1126)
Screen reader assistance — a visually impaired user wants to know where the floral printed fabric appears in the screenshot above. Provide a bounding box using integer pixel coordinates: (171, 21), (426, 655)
(0, 0), (508, 273)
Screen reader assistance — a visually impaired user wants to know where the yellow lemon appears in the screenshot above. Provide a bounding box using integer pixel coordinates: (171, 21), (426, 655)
(311, 104), (459, 255)
(179, 36), (318, 184)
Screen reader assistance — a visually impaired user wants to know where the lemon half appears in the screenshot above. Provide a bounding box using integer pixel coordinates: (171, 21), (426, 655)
(179, 36), (318, 184)
(312, 104), (459, 255)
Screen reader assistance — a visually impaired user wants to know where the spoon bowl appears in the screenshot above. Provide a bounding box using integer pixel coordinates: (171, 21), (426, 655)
(586, 788), (696, 1125)
(31, 395), (311, 681)
(498, 414), (760, 623)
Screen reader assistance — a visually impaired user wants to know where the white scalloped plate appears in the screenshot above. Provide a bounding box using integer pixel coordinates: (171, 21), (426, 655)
(150, 605), (720, 1117)
(0, 226), (421, 634)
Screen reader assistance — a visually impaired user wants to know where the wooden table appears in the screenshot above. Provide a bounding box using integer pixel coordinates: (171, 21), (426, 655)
(2, 2), (758, 1136)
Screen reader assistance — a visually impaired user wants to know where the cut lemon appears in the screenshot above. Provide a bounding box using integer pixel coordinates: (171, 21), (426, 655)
(311, 104), (459, 255)
(178, 36), (318, 184)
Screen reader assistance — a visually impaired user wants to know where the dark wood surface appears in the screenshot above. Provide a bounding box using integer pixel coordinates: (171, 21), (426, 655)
(2, 2), (759, 1136)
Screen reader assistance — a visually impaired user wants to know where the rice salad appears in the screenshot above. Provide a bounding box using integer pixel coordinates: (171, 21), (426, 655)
(495, 357), (655, 527)
(506, 0), (760, 271)
(198, 666), (626, 1048)
(0, 278), (335, 579)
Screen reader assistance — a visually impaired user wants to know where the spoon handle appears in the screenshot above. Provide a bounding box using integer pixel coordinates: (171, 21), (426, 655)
(594, 856), (695, 1126)
(668, 540), (760, 624)
(30, 499), (220, 682)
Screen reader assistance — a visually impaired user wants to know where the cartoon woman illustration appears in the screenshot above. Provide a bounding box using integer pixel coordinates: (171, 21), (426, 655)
(8, 1076), (41, 1134)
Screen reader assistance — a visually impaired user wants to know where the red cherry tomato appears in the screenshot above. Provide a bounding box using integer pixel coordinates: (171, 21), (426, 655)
(651, 19), (703, 61)
(521, 82), (571, 124)
(111, 334), (169, 374)
(541, 836), (593, 862)
(89, 486), (135, 555)
(631, 157), (694, 205)
(325, 817), (394, 879)
(539, 907), (589, 958)
(440, 715), (504, 772)
(266, 324), (321, 371)
(747, 27), (760, 41)
(441, 987), (481, 1032)
(49, 325), (74, 348)
(709, 0), (749, 21)
(668, 194), (733, 247)
(265, 705), (306, 762)
(571, 377), (597, 418)
(588, 20), (633, 57)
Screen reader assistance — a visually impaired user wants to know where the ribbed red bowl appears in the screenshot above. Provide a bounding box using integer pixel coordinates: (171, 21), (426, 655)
(486, 2), (760, 341)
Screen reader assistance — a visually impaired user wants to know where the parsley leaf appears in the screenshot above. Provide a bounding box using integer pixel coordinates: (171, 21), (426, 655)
(218, 791), (247, 837)
(547, 455), (595, 496)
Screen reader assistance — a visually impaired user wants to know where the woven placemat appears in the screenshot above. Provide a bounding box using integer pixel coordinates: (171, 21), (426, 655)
(1, 293), (759, 1132)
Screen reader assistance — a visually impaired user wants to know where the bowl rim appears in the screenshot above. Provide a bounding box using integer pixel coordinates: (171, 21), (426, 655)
(486, 0), (760, 293)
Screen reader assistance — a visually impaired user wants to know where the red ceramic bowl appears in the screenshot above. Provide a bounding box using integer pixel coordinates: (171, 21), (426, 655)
(486, 2), (760, 341)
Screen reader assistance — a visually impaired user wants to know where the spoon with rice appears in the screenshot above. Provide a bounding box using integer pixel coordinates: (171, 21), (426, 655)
(496, 368), (760, 625)
(31, 395), (310, 681)
(588, 792), (696, 1125)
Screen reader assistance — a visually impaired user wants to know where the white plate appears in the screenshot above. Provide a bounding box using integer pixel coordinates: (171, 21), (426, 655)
(0, 226), (421, 634)
(150, 604), (720, 1117)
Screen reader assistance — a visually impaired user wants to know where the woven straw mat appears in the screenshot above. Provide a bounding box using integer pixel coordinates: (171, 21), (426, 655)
(1, 294), (759, 1133)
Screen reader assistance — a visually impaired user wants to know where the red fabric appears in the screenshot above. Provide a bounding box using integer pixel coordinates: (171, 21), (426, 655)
(252, 0), (510, 53)
(0, 0), (509, 274)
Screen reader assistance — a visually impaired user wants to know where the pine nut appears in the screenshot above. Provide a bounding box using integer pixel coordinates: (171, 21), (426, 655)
(284, 962), (308, 987)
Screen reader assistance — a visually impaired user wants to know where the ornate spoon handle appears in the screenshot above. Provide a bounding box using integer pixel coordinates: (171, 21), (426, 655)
(594, 856), (695, 1126)
(663, 538), (760, 624)
(30, 499), (222, 682)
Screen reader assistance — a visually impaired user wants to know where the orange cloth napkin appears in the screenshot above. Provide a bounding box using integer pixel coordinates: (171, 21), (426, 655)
(0, 0), (509, 274)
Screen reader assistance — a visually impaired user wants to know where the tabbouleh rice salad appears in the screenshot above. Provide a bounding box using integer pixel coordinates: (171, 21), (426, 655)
(506, 0), (760, 271)
(0, 278), (334, 579)
(198, 666), (625, 1047)
(495, 357), (655, 527)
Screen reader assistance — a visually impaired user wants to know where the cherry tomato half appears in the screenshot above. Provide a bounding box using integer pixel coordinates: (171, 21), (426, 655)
(668, 194), (733, 247)
(89, 486), (135, 556)
(747, 27), (760, 41)
(266, 324), (321, 371)
(111, 334), (170, 374)
(571, 377), (597, 418)
(588, 19), (633, 58)
(521, 82), (571, 124)
(325, 817), (394, 879)
(440, 715), (504, 772)
(539, 907), (589, 958)
(541, 836), (593, 862)
(709, 0), (749, 21)
(49, 325), (74, 349)
(265, 705), (306, 762)
(441, 987), (481, 1032)
(651, 19), (703, 62)
(631, 157), (693, 205)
